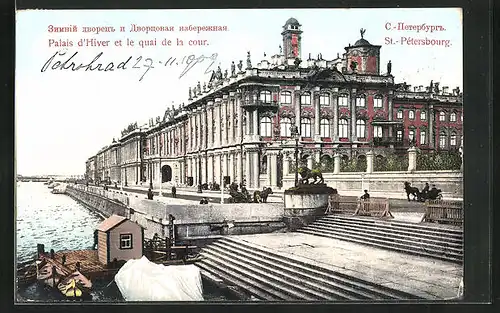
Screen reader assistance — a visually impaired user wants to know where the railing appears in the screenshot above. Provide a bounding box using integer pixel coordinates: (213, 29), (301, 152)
(241, 100), (279, 108)
(326, 196), (392, 218)
(422, 200), (463, 225)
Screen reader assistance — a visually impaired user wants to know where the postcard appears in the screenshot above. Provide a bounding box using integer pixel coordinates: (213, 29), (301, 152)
(15, 8), (464, 302)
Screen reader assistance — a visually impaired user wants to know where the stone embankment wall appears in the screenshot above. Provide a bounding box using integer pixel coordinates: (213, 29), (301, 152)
(66, 185), (286, 240)
(281, 170), (463, 200)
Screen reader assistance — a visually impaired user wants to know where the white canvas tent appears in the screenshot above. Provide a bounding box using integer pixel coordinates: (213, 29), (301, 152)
(114, 256), (204, 301)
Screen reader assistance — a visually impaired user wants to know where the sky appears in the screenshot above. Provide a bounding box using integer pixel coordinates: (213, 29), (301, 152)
(15, 8), (463, 176)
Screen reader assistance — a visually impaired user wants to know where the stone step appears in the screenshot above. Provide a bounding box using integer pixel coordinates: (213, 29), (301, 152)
(196, 259), (280, 300)
(199, 250), (316, 300)
(211, 240), (407, 300)
(322, 216), (463, 241)
(204, 245), (347, 300)
(221, 236), (424, 299)
(312, 221), (463, 252)
(297, 227), (462, 263)
(325, 215), (463, 237)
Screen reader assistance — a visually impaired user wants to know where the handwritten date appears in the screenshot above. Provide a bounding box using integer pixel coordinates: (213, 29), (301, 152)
(41, 50), (218, 81)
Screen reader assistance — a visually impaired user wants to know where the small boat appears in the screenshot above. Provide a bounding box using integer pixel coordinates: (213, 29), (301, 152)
(57, 272), (92, 299)
(48, 182), (60, 189)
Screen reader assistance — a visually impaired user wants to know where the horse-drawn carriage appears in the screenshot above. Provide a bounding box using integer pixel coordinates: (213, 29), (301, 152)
(227, 182), (273, 203)
(404, 182), (443, 202)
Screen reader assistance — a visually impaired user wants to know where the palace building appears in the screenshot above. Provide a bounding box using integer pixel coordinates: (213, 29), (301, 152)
(85, 18), (463, 189)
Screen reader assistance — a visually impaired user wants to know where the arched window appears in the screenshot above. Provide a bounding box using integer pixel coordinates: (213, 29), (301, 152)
(450, 112), (457, 122)
(373, 95), (383, 108)
(280, 91), (292, 104)
(356, 119), (366, 138)
(260, 90), (272, 103)
(439, 132), (447, 148)
(420, 110), (427, 120)
(397, 110), (403, 119)
(356, 95), (366, 107)
(301, 118), (312, 137)
(260, 117), (272, 137)
(450, 132), (457, 146)
(320, 93), (330, 106)
(420, 130), (427, 145)
(320, 119), (330, 138)
(300, 93), (311, 105)
(439, 111), (446, 121)
(338, 119), (348, 138)
(408, 129), (415, 142)
(280, 117), (292, 137)
(338, 94), (348, 107)
(408, 110), (415, 120)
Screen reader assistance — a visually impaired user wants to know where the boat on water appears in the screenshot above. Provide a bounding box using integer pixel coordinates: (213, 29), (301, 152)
(51, 184), (67, 194)
(48, 182), (60, 189)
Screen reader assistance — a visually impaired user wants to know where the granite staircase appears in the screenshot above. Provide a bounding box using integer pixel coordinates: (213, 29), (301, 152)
(297, 215), (463, 263)
(196, 236), (423, 301)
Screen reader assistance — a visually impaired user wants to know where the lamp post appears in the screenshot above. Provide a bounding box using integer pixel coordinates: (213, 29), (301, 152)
(197, 151), (203, 193)
(290, 125), (300, 187)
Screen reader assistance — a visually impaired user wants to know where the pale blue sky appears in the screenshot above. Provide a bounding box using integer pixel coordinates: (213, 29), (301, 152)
(15, 8), (462, 175)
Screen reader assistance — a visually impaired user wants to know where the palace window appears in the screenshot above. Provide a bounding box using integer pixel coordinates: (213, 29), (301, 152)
(439, 111), (446, 121)
(338, 119), (348, 138)
(356, 119), (366, 138)
(408, 129), (415, 142)
(300, 93), (311, 105)
(373, 95), (383, 108)
(120, 234), (133, 249)
(260, 90), (272, 103)
(450, 112), (457, 122)
(373, 125), (383, 138)
(320, 119), (330, 138)
(439, 132), (447, 148)
(420, 110), (427, 120)
(280, 117), (292, 137)
(280, 91), (292, 104)
(420, 130), (427, 145)
(320, 94), (330, 106)
(408, 110), (415, 120)
(450, 132), (457, 146)
(301, 118), (312, 137)
(397, 110), (403, 119)
(338, 94), (348, 107)
(260, 117), (272, 137)
(356, 95), (366, 107)
(396, 130), (403, 141)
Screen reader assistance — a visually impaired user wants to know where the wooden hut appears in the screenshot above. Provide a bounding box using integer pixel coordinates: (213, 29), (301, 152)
(96, 215), (144, 266)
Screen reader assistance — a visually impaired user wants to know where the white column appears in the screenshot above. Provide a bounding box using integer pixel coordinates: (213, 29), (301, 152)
(236, 151), (242, 183)
(366, 150), (374, 173)
(307, 156), (313, 169)
(252, 151), (259, 188)
(294, 90), (301, 130)
(228, 100), (234, 144)
(270, 152), (278, 187)
(222, 153), (228, 185)
(214, 153), (221, 184)
(334, 153), (341, 174)
(266, 154), (272, 187)
(208, 154), (214, 183)
(283, 155), (290, 176)
(407, 147), (417, 172)
(229, 153), (235, 183)
(222, 101), (227, 146)
(314, 90), (320, 139)
(238, 98), (243, 141)
(253, 110), (258, 136)
(350, 90), (357, 141)
(245, 110), (251, 136)
(187, 157), (192, 178)
(244, 150), (250, 186)
(332, 94), (338, 141)
(215, 103), (221, 146)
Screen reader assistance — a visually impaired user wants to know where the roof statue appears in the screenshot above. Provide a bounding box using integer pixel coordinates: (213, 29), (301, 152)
(360, 28), (366, 39)
(224, 69), (228, 79)
(279, 45), (282, 54)
(246, 51), (252, 69)
(387, 60), (392, 75)
(231, 61), (236, 76)
(237, 60), (243, 72)
(188, 87), (192, 99)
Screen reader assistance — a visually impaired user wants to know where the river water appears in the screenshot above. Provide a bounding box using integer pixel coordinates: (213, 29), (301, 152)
(16, 182), (227, 302)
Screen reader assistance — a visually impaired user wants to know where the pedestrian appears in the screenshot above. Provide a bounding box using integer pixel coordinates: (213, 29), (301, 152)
(171, 186), (177, 198)
(147, 188), (154, 200)
(360, 190), (370, 200)
(199, 197), (209, 204)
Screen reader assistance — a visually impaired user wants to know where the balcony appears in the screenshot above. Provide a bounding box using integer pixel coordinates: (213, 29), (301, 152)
(373, 137), (405, 147)
(241, 99), (279, 109)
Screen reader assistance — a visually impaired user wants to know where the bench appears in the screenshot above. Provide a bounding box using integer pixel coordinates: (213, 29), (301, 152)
(422, 200), (463, 225)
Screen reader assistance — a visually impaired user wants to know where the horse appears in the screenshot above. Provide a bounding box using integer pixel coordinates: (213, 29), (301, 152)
(253, 187), (273, 203)
(404, 182), (421, 201)
(299, 167), (324, 184)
